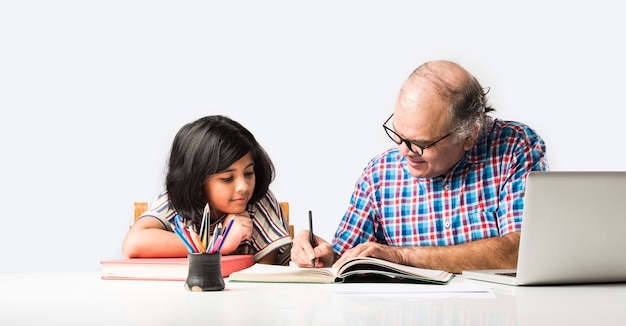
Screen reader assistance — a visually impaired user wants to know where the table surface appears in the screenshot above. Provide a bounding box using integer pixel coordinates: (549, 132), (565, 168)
(1, 271), (625, 325)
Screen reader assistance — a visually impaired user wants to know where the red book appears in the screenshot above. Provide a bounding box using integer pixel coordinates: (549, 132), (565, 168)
(100, 255), (254, 281)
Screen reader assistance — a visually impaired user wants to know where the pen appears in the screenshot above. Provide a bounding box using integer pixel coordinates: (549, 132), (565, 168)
(206, 222), (222, 253)
(173, 223), (196, 253)
(199, 204), (210, 248)
(183, 224), (200, 252)
(309, 210), (318, 267)
(216, 218), (235, 253)
(188, 226), (206, 253)
(173, 214), (198, 252)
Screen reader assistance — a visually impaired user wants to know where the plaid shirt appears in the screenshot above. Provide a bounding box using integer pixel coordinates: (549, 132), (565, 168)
(333, 119), (549, 254)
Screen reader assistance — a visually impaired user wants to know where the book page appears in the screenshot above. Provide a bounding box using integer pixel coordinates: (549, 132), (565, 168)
(228, 264), (337, 283)
(336, 257), (453, 283)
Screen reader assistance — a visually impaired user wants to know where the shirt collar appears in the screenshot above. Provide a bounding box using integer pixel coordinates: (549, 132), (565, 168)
(462, 118), (497, 165)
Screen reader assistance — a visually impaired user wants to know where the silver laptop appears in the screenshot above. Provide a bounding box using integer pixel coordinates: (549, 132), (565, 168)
(462, 171), (626, 286)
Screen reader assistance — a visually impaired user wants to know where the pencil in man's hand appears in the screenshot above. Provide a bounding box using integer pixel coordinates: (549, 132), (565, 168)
(309, 210), (318, 267)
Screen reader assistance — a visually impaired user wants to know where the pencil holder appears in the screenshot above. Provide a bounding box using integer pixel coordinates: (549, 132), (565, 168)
(184, 253), (225, 292)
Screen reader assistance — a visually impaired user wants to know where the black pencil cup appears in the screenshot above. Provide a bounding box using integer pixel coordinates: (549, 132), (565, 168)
(184, 253), (225, 292)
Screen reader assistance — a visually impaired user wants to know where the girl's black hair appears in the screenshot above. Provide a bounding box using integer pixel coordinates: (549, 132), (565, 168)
(165, 115), (275, 228)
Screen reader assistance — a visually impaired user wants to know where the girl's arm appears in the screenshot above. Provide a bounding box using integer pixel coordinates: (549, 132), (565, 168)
(122, 217), (189, 258)
(215, 212), (253, 254)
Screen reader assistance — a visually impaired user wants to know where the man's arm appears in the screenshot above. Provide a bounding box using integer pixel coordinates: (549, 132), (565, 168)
(332, 231), (520, 273)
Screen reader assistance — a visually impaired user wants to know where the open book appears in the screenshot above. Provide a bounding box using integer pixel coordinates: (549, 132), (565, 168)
(228, 256), (454, 284)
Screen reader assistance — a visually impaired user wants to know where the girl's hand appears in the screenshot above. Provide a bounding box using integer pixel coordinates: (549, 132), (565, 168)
(217, 212), (253, 254)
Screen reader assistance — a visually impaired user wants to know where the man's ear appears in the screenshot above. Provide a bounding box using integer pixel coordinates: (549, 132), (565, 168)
(463, 123), (481, 151)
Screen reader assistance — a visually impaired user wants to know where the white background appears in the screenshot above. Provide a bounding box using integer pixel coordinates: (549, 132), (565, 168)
(1, 1), (624, 272)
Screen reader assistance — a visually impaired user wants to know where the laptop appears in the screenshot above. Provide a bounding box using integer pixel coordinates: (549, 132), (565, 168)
(462, 171), (626, 286)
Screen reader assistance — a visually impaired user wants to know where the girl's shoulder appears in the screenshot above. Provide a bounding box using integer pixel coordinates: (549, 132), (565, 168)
(261, 189), (280, 205)
(250, 190), (280, 214)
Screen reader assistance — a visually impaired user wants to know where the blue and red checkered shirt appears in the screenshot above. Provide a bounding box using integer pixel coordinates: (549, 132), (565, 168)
(333, 119), (548, 254)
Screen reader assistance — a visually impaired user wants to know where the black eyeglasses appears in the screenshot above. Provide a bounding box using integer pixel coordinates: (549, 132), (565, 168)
(382, 114), (455, 156)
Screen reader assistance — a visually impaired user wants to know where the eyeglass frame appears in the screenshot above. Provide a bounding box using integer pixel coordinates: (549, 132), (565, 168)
(382, 113), (456, 156)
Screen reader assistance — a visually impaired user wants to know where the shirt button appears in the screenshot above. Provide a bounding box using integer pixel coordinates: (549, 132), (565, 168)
(443, 183), (450, 190)
(445, 220), (451, 228)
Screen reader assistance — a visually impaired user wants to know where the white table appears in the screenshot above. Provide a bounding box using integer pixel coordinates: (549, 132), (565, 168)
(1, 272), (625, 325)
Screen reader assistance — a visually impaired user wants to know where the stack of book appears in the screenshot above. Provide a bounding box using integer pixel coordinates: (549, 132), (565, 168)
(100, 254), (255, 281)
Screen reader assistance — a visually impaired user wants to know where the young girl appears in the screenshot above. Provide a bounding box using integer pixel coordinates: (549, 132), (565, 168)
(122, 115), (292, 265)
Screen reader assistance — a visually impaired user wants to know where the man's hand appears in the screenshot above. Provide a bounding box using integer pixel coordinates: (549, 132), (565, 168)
(332, 242), (403, 268)
(291, 230), (334, 267)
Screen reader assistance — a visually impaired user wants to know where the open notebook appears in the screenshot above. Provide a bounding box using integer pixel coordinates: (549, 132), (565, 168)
(462, 171), (626, 286)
